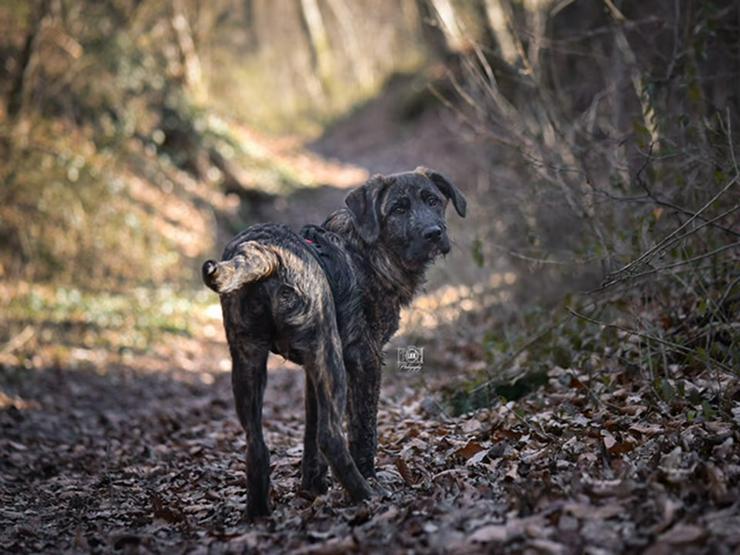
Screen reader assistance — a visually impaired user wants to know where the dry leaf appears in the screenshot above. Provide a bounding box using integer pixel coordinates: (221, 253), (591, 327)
(659, 523), (706, 545)
(456, 441), (486, 461)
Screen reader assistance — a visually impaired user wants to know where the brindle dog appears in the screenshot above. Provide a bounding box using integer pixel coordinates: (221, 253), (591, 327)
(202, 167), (466, 518)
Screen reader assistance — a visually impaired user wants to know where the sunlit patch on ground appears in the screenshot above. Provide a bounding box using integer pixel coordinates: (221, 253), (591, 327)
(400, 271), (518, 336)
(0, 391), (39, 411)
(0, 283), (227, 377)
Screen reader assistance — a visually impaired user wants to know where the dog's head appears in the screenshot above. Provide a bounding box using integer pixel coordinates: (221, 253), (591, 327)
(345, 167), (467, 270)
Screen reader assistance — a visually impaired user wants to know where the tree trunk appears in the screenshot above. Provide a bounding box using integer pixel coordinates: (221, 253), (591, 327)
(481, 0), (520, 67)
(325, 0), (373, 87)
(604, 0), (659, 148)
(243, 0), (259, 51)
(297, 0), (333, 95)
(415, 0), (454, 60)
(7, 0), (49, 120)
(171, 0), (205, 101)
(428, 0), (465, 52)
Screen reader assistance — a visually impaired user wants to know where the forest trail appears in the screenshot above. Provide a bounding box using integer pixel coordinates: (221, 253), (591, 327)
(0, 77), (498, 552)
(5, 292), (738, 553)
(1, 319), (510, 553)
(245, 74), (487, 231)
(2, 77), (739, 555)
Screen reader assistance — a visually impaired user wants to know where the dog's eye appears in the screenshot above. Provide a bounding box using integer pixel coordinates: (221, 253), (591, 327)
(392, 204), (407, 215)
(427, 197), (441, 207)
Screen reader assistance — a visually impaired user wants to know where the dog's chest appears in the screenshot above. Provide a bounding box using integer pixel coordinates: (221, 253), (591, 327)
(334, 269), (401, 348)
(300, 225), (401, 348)
(359, 290), (400, 345)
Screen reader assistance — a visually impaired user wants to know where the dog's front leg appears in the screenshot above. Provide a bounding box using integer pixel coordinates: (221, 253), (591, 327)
(345, 348), (381, 478)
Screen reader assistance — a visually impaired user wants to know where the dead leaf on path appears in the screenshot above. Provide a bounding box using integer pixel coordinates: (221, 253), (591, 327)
(704, 462), (728, 502)
(629, 422), (664, 435)
(469, 523), (509, 543)
(520, 446), (549, 464)
(712, 437), (734, 459)
(582, 476), (632, 498)
(731, 405), (740, 426)
(602, 431), (617, 450)
(466, 448), (489, 466)
(492, 428), (521, 441)
(619, 404), (646, 416)
(659, 523), (706, 545)
(295, 534), (356, 555)
(455, 441), (486, 461)
(529, 538), (566, 555)
(395, 457), (418, 486)
(374, 506), (400, 523)
(608, 439), (636, 456)
(151, 493), (187, 525)
(73, 527), (89, 551)
(226, 532), (260, 550)
(564, 502), (623, 521)
(462, 418), (483, 433)
(652, 496), (682, 533)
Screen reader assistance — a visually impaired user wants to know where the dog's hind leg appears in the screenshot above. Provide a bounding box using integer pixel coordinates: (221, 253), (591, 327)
(303, 330), (372, 503)
(226, 332), (271, 519)
(301, 372), (329, 496)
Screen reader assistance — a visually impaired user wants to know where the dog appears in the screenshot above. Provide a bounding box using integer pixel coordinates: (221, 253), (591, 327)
(202, 167), (466, 518)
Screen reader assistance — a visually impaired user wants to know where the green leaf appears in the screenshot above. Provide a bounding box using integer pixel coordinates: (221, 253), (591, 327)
(471, 237), (485, 268)
(552, 344), (572, 368)
(656, 378), (675, 403)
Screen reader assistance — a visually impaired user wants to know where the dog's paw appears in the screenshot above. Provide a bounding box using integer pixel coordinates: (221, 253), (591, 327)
(367, 476), (392, 500)
(358, 463), (376, 480)
(300, 476), (329, 499)
(349, 478), (373, 503)
(245, 500), (271, 522)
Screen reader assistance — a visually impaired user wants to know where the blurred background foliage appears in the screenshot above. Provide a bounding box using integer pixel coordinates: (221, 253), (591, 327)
(0, 0), (427, 288)
(0, 0), (737, 395)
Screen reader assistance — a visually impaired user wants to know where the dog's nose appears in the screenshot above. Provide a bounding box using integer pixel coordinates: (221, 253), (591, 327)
(422, 225), (443, 242)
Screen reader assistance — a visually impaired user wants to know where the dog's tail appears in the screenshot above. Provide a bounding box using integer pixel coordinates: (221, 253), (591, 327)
(202, 241), (279, 294)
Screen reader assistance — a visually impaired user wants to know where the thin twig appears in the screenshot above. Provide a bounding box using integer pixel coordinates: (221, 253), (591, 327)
(601, 241), (740, 286)
(468, 313), (573, 397)
(1, 325), (35, 354)
(633, 144), (740, 237)
(566, 306), (734, 374)
(603, 175), (739, 285)
(586, 241), (740, 295)
(488, 242), (595, 266)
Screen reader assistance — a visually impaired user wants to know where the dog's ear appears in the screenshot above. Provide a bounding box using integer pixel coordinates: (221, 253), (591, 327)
(345, 174), (387, 243)
(416, 166), (467, 217)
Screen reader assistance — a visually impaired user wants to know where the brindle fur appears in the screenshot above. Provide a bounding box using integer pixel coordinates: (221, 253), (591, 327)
(202, 167), (466, 518)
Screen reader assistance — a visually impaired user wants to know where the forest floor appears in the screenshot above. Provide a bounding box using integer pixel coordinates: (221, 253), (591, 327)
(2, 77), (739, 554)
(2, 306), (739, 554)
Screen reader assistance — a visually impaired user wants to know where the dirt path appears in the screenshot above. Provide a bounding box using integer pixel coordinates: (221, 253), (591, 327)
(0, 327), (507, 553)
(4, 320), (738, 553)
(250, 73), (488, 223)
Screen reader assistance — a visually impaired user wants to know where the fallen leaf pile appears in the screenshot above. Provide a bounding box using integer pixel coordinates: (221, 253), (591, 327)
(1, 326), (739, 553)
